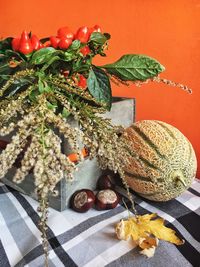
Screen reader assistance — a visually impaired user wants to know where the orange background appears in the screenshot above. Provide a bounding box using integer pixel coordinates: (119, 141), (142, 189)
(0, 0), (199, 177)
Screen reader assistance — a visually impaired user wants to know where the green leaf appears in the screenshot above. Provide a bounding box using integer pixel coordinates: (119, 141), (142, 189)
(0, 77), (32, 97)
(5, 50), (25, 61)
(46, 101), (57, 110)
(0, 62), (10, 74)
(63, 52), (75, 62)
(101, 54), (165, 81)
(62, 107), (71, 119)
(38, 79), (52, 93)
(6, 84), (25, 97)
(41, 55), (61, 71)
(35, 70), (45, 79)
(87, 66), (112, 110)
(68, 40), (81, 51)
(38, 79), (44, 93)
(12, 77), (33, 85)
(89, 32), (107, 45)
(0, 74), (10, 80)
(31, 47), (60, 65)
(29, 89), (39, 102)
(0, 37), (12, 51)
(72, 58), (91, 73)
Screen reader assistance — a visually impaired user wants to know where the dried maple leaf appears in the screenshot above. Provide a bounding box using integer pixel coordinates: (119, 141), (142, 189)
(116, 213), (184, 257)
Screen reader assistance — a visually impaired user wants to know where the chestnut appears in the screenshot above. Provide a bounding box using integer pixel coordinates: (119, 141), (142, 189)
(96, 173), (116, 190)
(70, 189), (95, 213)
(95, 189), (120, 210)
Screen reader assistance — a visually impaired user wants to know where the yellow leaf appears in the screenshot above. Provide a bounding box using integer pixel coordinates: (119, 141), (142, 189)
(139, 214), (184, 245)
(116, 213), (184, 256)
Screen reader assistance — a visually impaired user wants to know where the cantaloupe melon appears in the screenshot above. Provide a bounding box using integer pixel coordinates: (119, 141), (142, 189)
(123, 120), (197, 201)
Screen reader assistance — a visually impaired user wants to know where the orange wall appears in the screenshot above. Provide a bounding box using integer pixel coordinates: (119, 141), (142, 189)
(0, 0), (200, 177)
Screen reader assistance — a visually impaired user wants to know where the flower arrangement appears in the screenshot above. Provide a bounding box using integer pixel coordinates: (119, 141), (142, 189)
(0, 25), (190, 265)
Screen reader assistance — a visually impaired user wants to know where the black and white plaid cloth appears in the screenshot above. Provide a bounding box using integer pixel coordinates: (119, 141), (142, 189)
(0, 179), (200, 267)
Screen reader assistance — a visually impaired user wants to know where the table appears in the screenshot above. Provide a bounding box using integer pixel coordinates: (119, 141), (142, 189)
(0, 180), (200, 267)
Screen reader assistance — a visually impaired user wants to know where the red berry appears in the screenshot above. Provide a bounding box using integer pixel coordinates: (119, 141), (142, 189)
(75, 26), (90, 43)
(89, 25), (102, 37)
(57, 26), (74, 40)
(31, 35), (40, 50)
(11, 38), (20, 51)
(58, 37), (72, 49)
(61, 70), (70, 78)
(78, 75), (87, 89)
(80, 45), (91, 56)
(19, 30), (33, 54)
(43, 41), (51, 47)
(93, 25), (102, 33)
(50, 36), (60, 48)
(38, 42), (44, 49)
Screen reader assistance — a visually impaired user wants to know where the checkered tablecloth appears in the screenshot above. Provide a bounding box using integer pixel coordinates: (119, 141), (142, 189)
(0, 180), (200, 267)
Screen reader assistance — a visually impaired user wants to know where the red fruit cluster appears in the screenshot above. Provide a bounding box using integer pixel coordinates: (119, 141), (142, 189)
(12, 31), (43, 55)
(49, 25), (101, 53)
(11, 25), (101, 55)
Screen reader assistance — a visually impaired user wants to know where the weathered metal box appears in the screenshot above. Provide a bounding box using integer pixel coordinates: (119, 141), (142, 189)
(1, 98), (135, 211)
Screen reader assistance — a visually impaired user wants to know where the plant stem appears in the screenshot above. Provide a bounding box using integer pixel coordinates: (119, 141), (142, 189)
(38, 96), (49, 267)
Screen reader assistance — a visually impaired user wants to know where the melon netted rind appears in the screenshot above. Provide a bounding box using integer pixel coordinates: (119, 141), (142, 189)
(123, 120), (197, 201)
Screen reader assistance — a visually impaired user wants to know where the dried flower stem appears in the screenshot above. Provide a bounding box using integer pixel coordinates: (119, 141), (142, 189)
(0, 85), (34, 130)
(0, 69), (35, 97)
(108, 73), (192, 95)
(108, 73), (130, 86)
(153, 76), (192, 94)
(36, 97), (50, 267)
(49, 77), (107, 108)
(118, 168), (138, 216)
